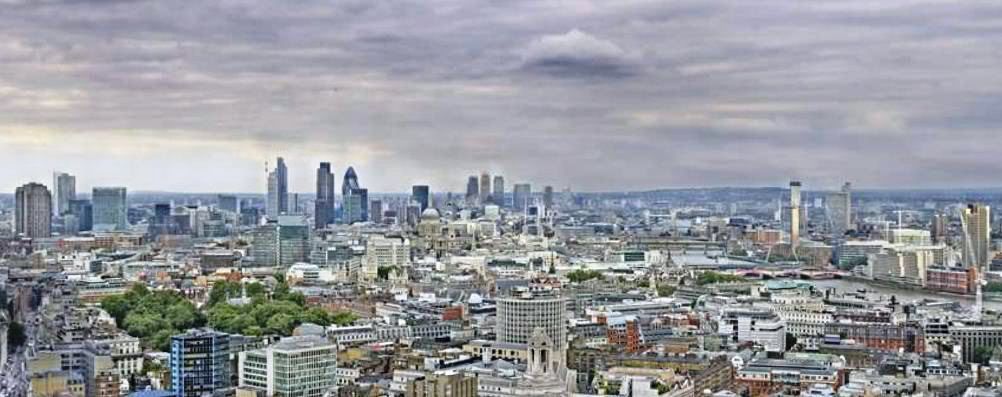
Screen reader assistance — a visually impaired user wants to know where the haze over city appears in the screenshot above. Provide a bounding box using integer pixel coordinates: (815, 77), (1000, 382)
(3, 0), (1002, 193)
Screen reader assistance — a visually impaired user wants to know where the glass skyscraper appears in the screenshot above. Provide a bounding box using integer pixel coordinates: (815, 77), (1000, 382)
(92, 187), (127, 232)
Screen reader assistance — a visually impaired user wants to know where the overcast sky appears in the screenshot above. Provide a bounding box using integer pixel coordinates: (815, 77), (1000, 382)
(1, 0), (1001, 193)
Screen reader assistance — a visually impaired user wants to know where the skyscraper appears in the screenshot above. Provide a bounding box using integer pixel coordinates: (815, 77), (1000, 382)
(789, 181), (801, 250)
(69, 199), (93, 232)
(411, 185), (430, 211)
(370, 199), (383, 224)
(513, 183), (532, 211)
(962, 203), (991, 269)
(479, 172), (491, 205)
(465, 175), (479, 206)
(15, 182), (52, 238)
(826, 182), (852, 237)
(493, 175), (505, 207)
(543, 185), (554, 210)
(315, 162), (335, 229)
(266, 157), (289, 219)
(341, 167), (368, 224)
(92, 187), (128, 232)
(53, 172), (76, 216)
(170, 329), (230, 397)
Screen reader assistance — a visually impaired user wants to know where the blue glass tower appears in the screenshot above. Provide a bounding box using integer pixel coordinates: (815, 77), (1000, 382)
(170, 329), (230, 397)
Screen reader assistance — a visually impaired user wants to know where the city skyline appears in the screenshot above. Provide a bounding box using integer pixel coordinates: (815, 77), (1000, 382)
(1, 1), (1002, 192)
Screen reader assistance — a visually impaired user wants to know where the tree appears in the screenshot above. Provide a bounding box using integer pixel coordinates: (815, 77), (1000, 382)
(266, 313), (297, 335)
(975, 346), (995, 365)
(567, 269), (603, 283)
(331, 311), (358, 326)
(656, 285), (676, 297)
(7, 322), (26, 349)
(696, 271), (745, 286)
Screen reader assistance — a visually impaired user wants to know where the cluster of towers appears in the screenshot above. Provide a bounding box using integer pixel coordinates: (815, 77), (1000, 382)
(265, 157), (369, 229)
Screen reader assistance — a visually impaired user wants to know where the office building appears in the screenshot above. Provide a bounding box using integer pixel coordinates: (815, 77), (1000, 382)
(512, 183), (531, 211)
(962, 203), (991, 269)
(69, 199), (93, 232)
(412, 185), (430, 211)
(217, 194), (238, 213)
(479, 172), (491, 205)
(170, 329), (230, 397)
(92, 187), (128, 231)
(370, 199), (383, 224)
(151, 203), (173, 236)
(405, 373), (477, 397)
(53, 171), (76, 216)
(266, 157), (289, 220)
(496, 289), (567, 348)
(826, 182), (852, 236)
(543, 185), (554, 211)
(238, 335), (337, 397)
(362, 235), (410, 282)
(492, 175), (505, 207)
(789, 181), (801, 250)
(342, 167), (368, 224)
(250, 216), (311, 267)
(315, 162), (335, 229)
(465, 176), (479, 207)
(15, 182), (52, 238)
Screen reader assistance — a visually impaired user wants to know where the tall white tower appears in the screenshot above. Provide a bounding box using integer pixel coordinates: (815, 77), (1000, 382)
(790, 181), (802, 250)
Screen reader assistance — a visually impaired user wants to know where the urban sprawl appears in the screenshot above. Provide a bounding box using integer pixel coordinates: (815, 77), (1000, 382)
(4, 159), (1002, 397)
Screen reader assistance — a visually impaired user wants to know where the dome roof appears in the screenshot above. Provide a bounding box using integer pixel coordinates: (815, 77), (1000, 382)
(421, 208), (441, 219)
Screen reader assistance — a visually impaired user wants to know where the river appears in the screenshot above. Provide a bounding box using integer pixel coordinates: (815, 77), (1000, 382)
(807, 278), (999, 311)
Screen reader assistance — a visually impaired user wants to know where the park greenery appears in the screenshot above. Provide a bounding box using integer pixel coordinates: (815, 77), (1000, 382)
(101, 284), (204, 351)
(695, 271), (745, 286)
(985, 282), (1002, 293)
(567, 269), (604, 283)
(103, 278), (358, 352)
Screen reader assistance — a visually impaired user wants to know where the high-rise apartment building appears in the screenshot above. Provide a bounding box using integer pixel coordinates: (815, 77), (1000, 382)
(492, 176), (505, 207)
(53, 172), (76, 216)
(266, 157), (289, 220)
(238, 335), (337, 397)
(92, 187), (127, 232)
(411, 185), (430, 212)
(962, 203), (991, 269)
(15, 182), (52, 238)
(170, 329), (230, 397)
(315, 162), (336, 229)
(512, 183), (531, 212)
(495, 289), (567, 349)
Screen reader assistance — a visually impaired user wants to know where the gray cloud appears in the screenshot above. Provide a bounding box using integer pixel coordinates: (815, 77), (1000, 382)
(520, 29), (636, 78)
(0, 0), (1000, 193)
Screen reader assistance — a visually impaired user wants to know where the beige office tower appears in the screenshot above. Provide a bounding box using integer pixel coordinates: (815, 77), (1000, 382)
(790, 181), (801, 250)
(827, 182), (852, 236)
(962, 203), (991, 269)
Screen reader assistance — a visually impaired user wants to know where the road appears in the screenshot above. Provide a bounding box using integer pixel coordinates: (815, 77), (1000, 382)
(0, 313), (40, 397)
